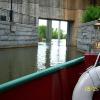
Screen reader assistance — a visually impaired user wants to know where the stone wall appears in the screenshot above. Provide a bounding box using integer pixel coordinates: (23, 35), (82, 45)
(0, 21), (38, 48)
(0, 0), (100, 47)
(0, 0), (38, 48)
(77, 20), (100, 52)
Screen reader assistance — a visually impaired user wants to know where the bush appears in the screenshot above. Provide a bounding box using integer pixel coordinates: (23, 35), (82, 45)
(52, 29), (58, 39)
(38, 26), (66, 39)
(38, 25), (47, 39)
(82, 6), (100, 23)
(52, 29), (65, 39)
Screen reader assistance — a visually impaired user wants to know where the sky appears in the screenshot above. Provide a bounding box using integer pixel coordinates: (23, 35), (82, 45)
(39, 19), (67, 34)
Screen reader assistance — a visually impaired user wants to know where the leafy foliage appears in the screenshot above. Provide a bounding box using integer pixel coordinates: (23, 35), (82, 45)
(38, 25), (66, 39)
(52, 28), (65, 39)
(82, 6), (100, 23)
(38, 25), (47, 39)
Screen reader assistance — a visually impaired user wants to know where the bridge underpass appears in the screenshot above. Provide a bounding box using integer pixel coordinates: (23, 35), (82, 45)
(38, 0), (100, 46)
(39, 18), (74, 48)
(0, 0), (100, 47)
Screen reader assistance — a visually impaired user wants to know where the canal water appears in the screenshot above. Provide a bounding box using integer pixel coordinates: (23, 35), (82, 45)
(0, 39), (83, 84)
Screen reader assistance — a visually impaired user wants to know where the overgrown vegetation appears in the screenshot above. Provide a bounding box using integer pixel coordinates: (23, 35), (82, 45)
(52, 29), (66, 39)
(82, 6), (100, 23)
(38, 25), (47, 39)
(38, 25), (66, 40)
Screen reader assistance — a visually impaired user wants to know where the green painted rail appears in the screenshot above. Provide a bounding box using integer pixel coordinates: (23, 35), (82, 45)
(0, 56), (84, 93)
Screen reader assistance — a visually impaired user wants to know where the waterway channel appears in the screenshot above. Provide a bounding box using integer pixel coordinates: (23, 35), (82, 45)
(0, 39), (83, 84)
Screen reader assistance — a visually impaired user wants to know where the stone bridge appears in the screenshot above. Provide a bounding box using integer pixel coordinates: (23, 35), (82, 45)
(0, 0), (100, 47)
(37, 0), (100, 46)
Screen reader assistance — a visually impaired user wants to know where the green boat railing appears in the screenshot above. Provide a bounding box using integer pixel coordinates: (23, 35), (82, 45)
(0, 56), (84, 93)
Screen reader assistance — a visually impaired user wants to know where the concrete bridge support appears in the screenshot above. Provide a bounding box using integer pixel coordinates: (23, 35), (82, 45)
(0, 0), (100, 48)
(58, 21), (61, 46)
(66, 21), (73, 47)
(46, 19), (52, 45)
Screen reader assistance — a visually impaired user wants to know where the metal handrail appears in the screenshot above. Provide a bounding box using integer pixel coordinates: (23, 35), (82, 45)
(0, 56), (84, 93)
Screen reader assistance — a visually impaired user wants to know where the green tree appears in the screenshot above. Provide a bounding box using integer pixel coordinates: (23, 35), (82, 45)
(38, 25), (66, 39)
(38, 25), (47, 39)
(82, 6), (100, 23)
(52, 28), (66, 39)
(59, 29), (65, 39)
(52, 28), (58, 39)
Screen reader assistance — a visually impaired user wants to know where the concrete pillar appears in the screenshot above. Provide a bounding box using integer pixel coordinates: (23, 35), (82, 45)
(66, 21), (73, 47)
(46, 19), (52, 45)
(58, 21), (61, 46)
(45, 46), (51, 67)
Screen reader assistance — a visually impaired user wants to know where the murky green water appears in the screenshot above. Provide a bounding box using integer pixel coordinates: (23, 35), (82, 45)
(0, 39), (83, 84)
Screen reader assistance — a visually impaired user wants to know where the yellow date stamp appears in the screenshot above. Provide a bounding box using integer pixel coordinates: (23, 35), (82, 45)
(85, 86), (100, 92)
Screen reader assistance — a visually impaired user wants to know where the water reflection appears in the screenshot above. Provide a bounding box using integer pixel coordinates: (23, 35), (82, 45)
(66, 46), (83, 61)
(45, 45), (51, 67)
(0, 39), (83, 84)
(0, 47), (38, 84)
(37, 39), (67, 69)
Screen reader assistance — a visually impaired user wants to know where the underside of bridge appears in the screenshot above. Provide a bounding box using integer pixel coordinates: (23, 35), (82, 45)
(37, 0), (100, 46)
(0, 0), (100, 47)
